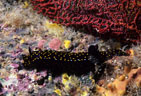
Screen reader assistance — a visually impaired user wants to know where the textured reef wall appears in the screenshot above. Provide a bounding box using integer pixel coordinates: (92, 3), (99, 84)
(0, 0), (140, 96)
(30, 0), (141, 43)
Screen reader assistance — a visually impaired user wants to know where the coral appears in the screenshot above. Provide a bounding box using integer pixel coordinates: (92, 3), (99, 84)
(44, 20), (64, 37)
(54, 73), (92, 96)
(23, 1), (29, 8)
(3, 9), (25, 28)
(97, 67), (141, 96)
(0, 2), (46, 30)
(20, 38), (25, 44)
(48, 38), (62, 50)
(54, 88), (62, 96)
(37, 40), (46, 49)
(127, 43), (141, 67)
(30, 0), (141, 43)
(64, 40), (71, 49)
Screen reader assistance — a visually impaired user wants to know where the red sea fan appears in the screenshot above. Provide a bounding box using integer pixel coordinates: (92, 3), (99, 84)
(30, 0), (141, 43)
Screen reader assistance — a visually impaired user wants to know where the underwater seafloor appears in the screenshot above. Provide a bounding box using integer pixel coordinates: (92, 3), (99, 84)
(0, 0), (141, 96)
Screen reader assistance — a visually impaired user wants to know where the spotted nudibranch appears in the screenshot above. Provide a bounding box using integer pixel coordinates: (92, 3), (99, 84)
(22, 45), (128, 76)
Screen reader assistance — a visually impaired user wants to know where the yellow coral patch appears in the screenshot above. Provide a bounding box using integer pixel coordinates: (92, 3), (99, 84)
(89, 75), (95, 84)
(81, 91), (88, 96)
(62, 73), (69, 84)
(64, 40), (71, 49)
(48, 76), (52, 82)
(20, 39), (25, 44)
(54, 89), (62, 96)
(129, 49), (134, 57)
(118, 75), (125, 81)
(45, 20), (64, 37)
(23, 1), (29, 8)
(61, 73), (77, 91)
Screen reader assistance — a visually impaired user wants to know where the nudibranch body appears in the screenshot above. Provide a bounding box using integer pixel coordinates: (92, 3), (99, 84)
(22, 45), (128, 76)
(23, 50), (89, 68)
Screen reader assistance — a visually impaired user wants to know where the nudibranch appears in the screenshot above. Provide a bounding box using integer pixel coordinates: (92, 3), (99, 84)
(22, 45), (129, 76)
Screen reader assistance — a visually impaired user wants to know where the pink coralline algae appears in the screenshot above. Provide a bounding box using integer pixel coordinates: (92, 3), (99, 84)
(48, 38), (62, 50)
(38, 40), (46, 49)
(30, 0), (141, 43)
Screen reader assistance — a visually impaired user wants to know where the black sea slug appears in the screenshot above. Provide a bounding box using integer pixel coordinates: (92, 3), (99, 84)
(22, 45), (129, 76)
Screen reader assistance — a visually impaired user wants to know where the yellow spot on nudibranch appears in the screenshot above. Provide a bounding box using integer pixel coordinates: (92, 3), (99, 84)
(64, 58), (66, 61)
(39, 56), (42, 59)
